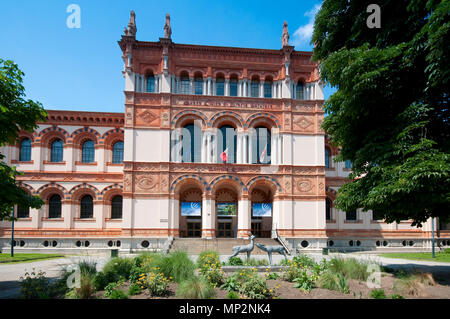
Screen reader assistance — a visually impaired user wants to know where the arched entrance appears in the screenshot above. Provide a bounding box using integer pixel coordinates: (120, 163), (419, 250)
(215, 186), (238, 238)
(179, 186), (203, 237)
(250, 184), (273, 238)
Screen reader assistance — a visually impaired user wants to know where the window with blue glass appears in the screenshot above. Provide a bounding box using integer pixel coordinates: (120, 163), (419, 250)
(255, 126), (271, 164)
(346, 210), (357, 221)
(112, 141), (124, 164)
(229, 78), (238, 97)
(19, 138), (31, 162)
(180, 73), (190, 94)
(111, 195), (123, 219)
(49, 194), (62, 218)
(264, 81), (272, 98)
(296, 81), (304, 100)
(194, 76), (203, 95)
(216, 77), (224, 96)
(146, 74), (155, 92)
(325, 148), (331, 168)
(181, 124), (201, 163)
(80, 195), (93, 219)
(217, 125), (236, 163)
(345, 160), (353, 169)
(50, 139), (63, 162)
(81, 140), (95, 163)
(251, 79), (259, 97)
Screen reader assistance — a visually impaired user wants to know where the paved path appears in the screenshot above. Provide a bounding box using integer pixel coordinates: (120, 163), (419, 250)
(0, 254), (110, 299)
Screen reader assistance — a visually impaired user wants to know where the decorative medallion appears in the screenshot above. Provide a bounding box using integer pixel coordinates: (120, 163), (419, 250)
(137, 176), (157, 190)
(138, 110), (158, 123)
(293, 116), (313, 129)
(297, 180), (313, 193)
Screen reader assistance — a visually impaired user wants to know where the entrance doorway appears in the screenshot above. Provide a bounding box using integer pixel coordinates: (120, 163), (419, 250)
(215, 187), (238, 238)
(186, 218), (201, 237)
(179, 186), (203, 238)
(250, 185), (273, 238)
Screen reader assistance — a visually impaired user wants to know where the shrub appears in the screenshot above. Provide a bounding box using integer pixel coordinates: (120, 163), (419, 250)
(282, 259), (304, 282)
(156, 251), (195, 283)
(102, 257), (133, 282)
(221, 268), (256, 292)
(317, 271), (350, 294)
(128, 283), (142, 296)
(228, 257), (243, 266)
(77, 260), (97, 277)
(238, 274), (275, 299)
(177, 276), (216, 299)
(74, 273), (96, 299)
(328, 257), (370, 281)
(390, 294), (404, 299)
(19, 269), (51, 299)
(370, 289), (387, 299)
(265, 272), (280, 280)
(197, 251), (220, 269)
(226, 291), (240, 299)
(92, 271), (112, 291)
(292, 254), (316, 268)
(109, 289), (128, 299)
(104, 277), (126, 298)
(198, 251), (224, 287)
(145, 270), (170, 296)
(292, 269), (317, 292)
(393, 272), (435, 297)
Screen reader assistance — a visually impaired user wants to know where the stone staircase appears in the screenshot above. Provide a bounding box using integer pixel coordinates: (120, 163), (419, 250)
(169, 238), (281, 255)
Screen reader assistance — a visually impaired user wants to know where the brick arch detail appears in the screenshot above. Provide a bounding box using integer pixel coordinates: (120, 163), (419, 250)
(17, 182), (34, 194)
(170, 175), (208, 193)
(245, 112), (281, 129)
(36, 182), (69, 199)
(71, 127), (101, 145)
(34, 126), (70, 143)
(209, 175), (246, 193)
(246, 176), (282, 194)
(210, 111), (244, 128)
(172, 110), (208, 128)
(69, 183), (100, 200)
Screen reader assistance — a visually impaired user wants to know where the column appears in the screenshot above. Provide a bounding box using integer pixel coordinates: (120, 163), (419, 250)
(203, 79), (207, 95)
(260, 81), (264, 98)
(201, 131), (207, 162)
(189, 79), (194, 95)
(278, 135), (282, 164)
(169, 198), (180, 237)
(237, 199), (251, 238)
(238, 80), (242, 97)
(248, 133), (254, 164)
(225, 79), (230, 96)
(202, 196), (215, 238)
(243, 133), (248, 164)
(271, 131), (277, 165)
(236, 132), (242, 164)
(212, 79), (216, 96)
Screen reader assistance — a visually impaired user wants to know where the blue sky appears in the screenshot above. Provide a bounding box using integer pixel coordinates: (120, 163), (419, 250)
(0, 0), (331, 113)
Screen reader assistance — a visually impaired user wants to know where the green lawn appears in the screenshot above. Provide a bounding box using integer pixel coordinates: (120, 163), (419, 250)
(0, 253), (65, 264)
(379, 250), (450, 263)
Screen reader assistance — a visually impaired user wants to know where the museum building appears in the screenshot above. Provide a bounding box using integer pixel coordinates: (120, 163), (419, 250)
(0, 12), (448, 253)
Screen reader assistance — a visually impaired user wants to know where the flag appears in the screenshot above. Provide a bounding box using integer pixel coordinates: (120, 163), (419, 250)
(259, 144), (267, 163)
(220, 147), (229, 163)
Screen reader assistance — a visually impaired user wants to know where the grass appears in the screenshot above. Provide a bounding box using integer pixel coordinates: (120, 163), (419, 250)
(0, 253), (64, 264)
(176, 276), (216, 299)
(327, 257), (372, 281)
(393, 271), (437, 296)
(379, 250), (450, 263)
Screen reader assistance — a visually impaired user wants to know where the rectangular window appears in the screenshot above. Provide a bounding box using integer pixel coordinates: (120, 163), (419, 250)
(216, 80), (224, 96)
(346, 210), (357, 221)
(251, 82), (259, 97)
(229, 80), (238, 96)
(180, 79), (190, 94)
(264, 83), (272, 98)
(195, 79), (203, 95)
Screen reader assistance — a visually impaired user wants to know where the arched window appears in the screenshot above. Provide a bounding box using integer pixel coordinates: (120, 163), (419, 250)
(296, 81), (304, 100)
(81, 140), (95, 163)
(251, 78), (260, 98)
(146, 73), (155, 93)
(194, 75), (203, 95)
(80, 195), (93, 219)
(19, 138), (31, 162)
(17, 205), (29, 218)
(326, 199), (332, 221)
(49, 194), (62, 218)
(111, 195), (123, 219)
(50, 139), (63, 162)
(255, 126), (271, 164)
(180, 73), (190, 94)
(181, 124), (201, 163)
(216, 75), (225, 96)
(112, 141), (124, 164)
(218, 125), (236, 164)
(325, 148), (331, 168)
(229, 76), (238, 97)
(264, 79), (272, 98)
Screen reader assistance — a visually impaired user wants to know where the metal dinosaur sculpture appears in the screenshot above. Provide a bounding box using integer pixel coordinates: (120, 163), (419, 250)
(255, 243), (287, 265)
(229, 235), (255, 261)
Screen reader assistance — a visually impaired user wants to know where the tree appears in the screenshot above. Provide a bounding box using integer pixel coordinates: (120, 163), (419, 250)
(312, 0), (449, 226)
(0, 59), (47, 220)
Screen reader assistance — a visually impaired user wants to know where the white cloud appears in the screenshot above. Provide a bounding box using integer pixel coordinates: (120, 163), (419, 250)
(292, 3), (321, 50)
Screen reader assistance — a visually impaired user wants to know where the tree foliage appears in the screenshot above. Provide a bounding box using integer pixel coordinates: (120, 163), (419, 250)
(312, 0), (449, 226)
(0, 59), (47, 220)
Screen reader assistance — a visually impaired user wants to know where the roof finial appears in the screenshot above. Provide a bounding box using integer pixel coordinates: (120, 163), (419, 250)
(163, 13), (172, 39)
(124, 10), (137, 36)
(281, 21), (289, 47)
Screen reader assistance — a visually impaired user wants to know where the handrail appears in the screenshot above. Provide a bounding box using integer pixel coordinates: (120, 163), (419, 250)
(273, 224), (292, 255)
